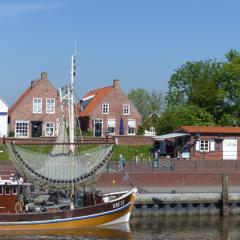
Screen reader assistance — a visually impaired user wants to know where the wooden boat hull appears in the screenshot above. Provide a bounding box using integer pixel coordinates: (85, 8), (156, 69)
(0, 189), (136, 231)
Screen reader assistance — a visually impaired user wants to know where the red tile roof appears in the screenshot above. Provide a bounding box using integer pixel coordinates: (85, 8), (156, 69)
(175, 126), (240, 134)
(77, 86), (113, 117)
(9, 80), (41, 114)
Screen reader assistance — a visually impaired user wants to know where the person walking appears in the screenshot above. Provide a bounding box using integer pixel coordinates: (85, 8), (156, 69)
(119, 154), (125, 172)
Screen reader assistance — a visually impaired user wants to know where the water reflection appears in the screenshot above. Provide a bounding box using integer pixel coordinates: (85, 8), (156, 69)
(1, 216), (240, 239)
(130, 216), (240, 240)
(0, 223), (133, 240)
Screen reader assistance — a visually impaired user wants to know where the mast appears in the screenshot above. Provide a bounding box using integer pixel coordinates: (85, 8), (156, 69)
(69, 48), (76, 154)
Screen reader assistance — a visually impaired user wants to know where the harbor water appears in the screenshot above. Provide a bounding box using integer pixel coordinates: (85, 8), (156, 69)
(0, 216), (240, 240)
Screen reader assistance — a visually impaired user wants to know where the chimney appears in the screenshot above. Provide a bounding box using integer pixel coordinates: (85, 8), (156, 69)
(41, 72), (48, 80)
(30, 80), (35, 88)
(113, 79), (120, 88)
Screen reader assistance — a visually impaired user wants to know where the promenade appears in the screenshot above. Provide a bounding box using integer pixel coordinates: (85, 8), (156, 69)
(1, 159), (240, 194)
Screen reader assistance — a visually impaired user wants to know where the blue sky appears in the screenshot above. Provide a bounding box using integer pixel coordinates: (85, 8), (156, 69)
(1, 0), (240, 105)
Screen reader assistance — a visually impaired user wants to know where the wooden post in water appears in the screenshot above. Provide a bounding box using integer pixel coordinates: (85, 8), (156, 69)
(221, 174), (229, 216)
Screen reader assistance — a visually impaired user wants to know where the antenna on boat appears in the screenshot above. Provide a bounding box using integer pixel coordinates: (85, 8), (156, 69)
(69, 42), (76, 154)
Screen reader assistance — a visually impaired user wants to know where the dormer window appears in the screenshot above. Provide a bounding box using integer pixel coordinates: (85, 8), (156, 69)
(102, 103), (109, 114)
(33, 98), (42, 113)
(46, 98), (55, 114)
(123, 104), (130, 115)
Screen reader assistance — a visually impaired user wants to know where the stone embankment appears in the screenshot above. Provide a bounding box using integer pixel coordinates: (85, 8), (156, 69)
(1, 160), (240, 216)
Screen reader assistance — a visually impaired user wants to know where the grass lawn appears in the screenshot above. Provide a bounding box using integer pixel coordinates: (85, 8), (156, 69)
(17, 144), (105, 154)
(110, 145), (153, 161)
(4, 144), (153, 161)
(0, 144), (10, 161)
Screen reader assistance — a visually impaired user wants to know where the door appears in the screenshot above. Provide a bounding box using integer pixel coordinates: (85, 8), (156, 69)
(31, 121), (43, 137)
(94, 119), (103, 137)
(223, 139), (237, 160)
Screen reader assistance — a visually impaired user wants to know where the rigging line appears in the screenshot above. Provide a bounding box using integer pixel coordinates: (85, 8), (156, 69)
(73, 92), (83, 142)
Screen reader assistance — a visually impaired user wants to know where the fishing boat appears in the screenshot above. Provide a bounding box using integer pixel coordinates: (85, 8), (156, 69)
(0, 52), (137, 231)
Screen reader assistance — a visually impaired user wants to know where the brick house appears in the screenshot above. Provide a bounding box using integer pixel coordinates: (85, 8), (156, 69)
(9, 72), (61, 138)
(77, 80), (142, 137)
(174, 126), (240, 160)
(0, 97), (8, 137)
(154, 126), (240, 160)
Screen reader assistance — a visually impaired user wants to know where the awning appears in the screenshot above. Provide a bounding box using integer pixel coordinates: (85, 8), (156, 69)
(154, 133), (188, 141)
(108, 119), (116, 127)
(128, 120), (136, 128)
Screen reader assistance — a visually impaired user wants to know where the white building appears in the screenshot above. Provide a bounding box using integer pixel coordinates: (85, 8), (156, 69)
(0, 97), (8, 137)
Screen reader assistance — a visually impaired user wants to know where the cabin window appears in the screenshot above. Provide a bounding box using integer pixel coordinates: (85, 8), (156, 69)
(15, 121), (29, 138)
(45, 122), (55, 137)
(200, 140), (210, 152)
(123, 104), (130, 115)
(33, 98), (42, 113)
(0, 186), (2, 195)
(12, 186), (17, 195)
(5, 186), (10, 195)
(102, 103), (109, 114)
(46, 98), (55, 114)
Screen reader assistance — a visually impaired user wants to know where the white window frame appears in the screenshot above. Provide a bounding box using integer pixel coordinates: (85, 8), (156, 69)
(33, 98), (42, 114)
(200, 140), (210, 152)
(127, 119), (136, 136)
(15, 120), (29, 138)
(46, 98), (55, 114)
(107, 119), (116, 135)
(123, 104), (130, 115)
(45, 122), (55, 137)
(102, 103), (109, 114)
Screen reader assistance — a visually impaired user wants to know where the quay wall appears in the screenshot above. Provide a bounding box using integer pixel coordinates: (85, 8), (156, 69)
(132, 193), (240, 217)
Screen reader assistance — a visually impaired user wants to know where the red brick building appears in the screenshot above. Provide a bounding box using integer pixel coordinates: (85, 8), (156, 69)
(77, 80), (142, 137)
(154, 126), (240, 160)
(9, 72), (61, 138)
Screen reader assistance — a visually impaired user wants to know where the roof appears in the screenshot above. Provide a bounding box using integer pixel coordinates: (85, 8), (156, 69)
(0, 97), (8, 107)
(9, 80), (41, 115)
(154, 133), (188, 141)
(77, 86), (113, 117)
(175, 126), (240, 134)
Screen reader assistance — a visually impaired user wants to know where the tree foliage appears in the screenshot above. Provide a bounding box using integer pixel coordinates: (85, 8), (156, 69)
(128, 88), (163, 119)
(156, 105), (215, 134)
(165, 49), (240, 126)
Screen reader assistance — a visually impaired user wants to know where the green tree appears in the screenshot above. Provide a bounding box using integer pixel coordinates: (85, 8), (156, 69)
(220, 51), (240, 125)
(128, 88), (163, 119)
(166, 60), (223, 112)
(128, 88), (151, 119)
(156, 104), (215, 134)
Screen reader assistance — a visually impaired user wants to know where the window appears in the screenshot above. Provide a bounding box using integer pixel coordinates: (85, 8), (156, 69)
(46, 98), (55, 114)
(45, 122), (55, 137)
(33, 98), (42, 113)
(0, 186), (2, 195)
(5, 186), (10, 195)
(12, 186), (17, 195)
(123, 104), (130, 115)
(107, 119), (116, 135)
(102, 103), (109, 114)
(128, 119), (136, 135)
(200, 140), (209, 152)
(15, 121), (29, 138)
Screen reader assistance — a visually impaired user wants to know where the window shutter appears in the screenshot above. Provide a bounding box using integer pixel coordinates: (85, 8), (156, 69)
(195, 140), (200, 151)
(210, 140), (215, 152)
